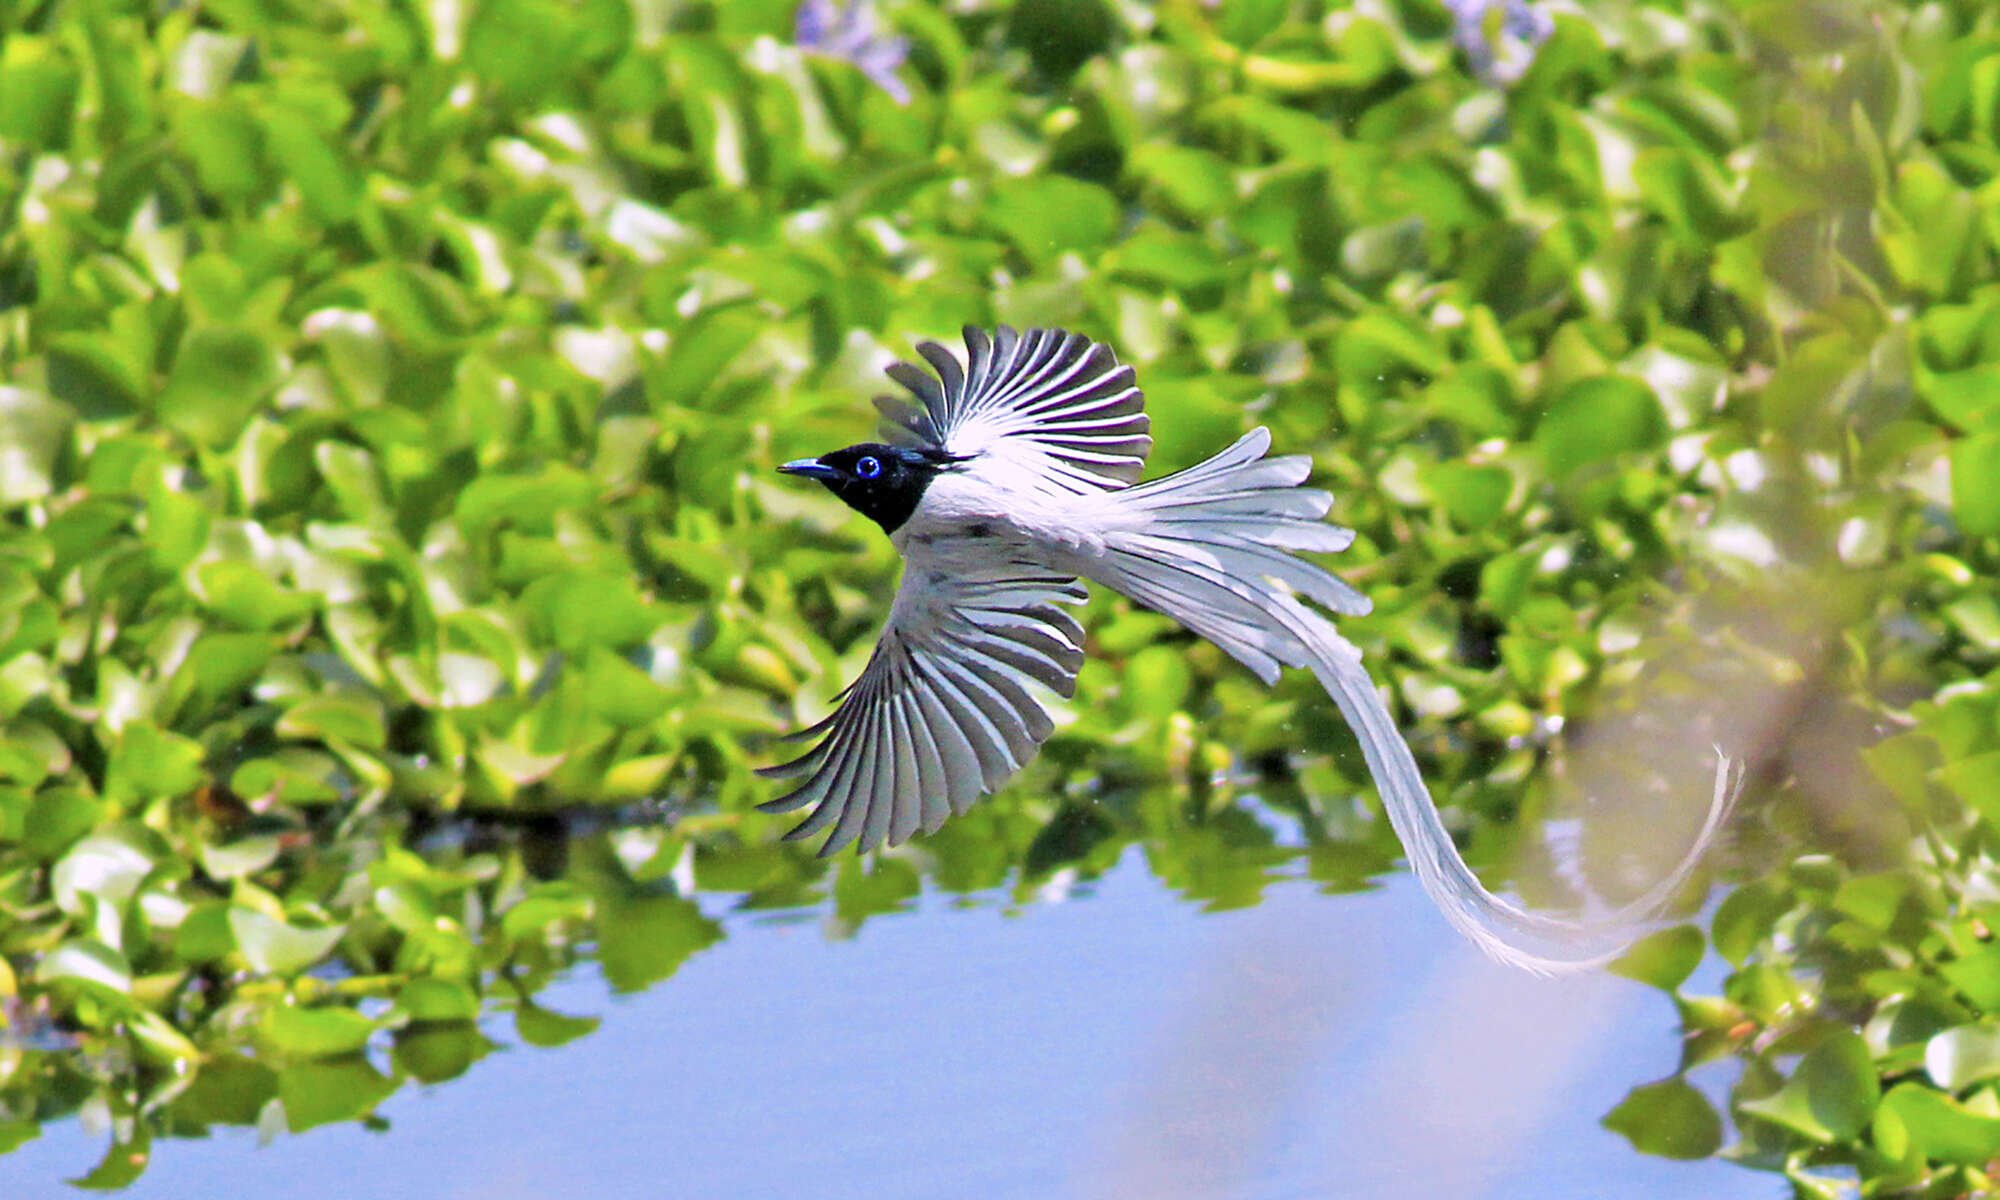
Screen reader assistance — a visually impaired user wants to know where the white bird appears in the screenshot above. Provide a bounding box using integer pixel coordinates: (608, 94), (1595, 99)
(764, 325), (1740, 971)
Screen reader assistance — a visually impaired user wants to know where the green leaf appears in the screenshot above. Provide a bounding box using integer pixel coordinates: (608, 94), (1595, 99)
(195, 560), (314, 630)
(1951, 433), (2000, 536)
(596, 895), (722, 993)
(227, 907), (346, 976)
(69, 1128), (151, 1191)
(156, 327), (282, 448)
(104, 722), (206, 803)
(0, 36), (80, 150)
(51, 834), (156, 915)
(582, 646), (672, 727)
(258, 1005), (377, 1058)
(1603, 1077), (1723, 1160)
(1610, 926), (1705, 993)
(0, 387), (72, 504)
(200, 835), (284, 881)
(1710, 878), (1791, 967)
(1534, 376), (1669, 479)
(1942, 943), (2000, 1011)
(514, 1001), (600, 1048)
(985, 175), (1119, 263)
(36, 939), (132, 994)
(258, 105), (362, 224)
(1926, 1025), (2000, 1092)
(1876, 1082), (2000, 1166)
(1739, 1030), (1880, 1143)
(277, 1057), (396, 1132)
(522, 571), (658, 653)
(1421, 461), (1514, 529)
(399, 977), (480, 1024)
(277, 695), (388, 749)
(393, 1025), (492, 1084)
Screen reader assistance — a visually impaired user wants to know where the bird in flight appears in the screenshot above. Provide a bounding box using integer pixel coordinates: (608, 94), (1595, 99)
(764, 326), (1740, 971)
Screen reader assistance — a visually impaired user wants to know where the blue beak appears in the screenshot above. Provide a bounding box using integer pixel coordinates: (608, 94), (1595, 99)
(779, 458), (840, 480)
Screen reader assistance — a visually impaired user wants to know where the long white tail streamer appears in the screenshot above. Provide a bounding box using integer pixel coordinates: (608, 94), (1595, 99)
(1085, 429), (1745, 974)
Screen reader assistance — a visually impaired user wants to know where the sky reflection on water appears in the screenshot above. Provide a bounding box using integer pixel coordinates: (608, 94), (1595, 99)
(13, 851), (1767, 1199)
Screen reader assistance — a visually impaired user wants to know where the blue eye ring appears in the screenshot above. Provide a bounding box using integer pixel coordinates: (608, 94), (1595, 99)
(855, 455), (883, 480)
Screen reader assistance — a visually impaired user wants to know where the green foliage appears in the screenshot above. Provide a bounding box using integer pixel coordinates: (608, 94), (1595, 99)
(0, 0), (1996, 1192)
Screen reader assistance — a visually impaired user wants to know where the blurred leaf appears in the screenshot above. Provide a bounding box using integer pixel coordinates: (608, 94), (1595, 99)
(258, 1006), (377, 1059)
(228, 908), (346, 976)
(1740, 1031), (1880, 1143)
(1610, 926), (1705, 993)
(1603, 1077), (1722, 1160)
(1534, 376), (1669, 479)
(596, 896), (722, 992)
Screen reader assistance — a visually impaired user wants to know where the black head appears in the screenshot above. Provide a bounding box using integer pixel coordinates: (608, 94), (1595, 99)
(777, 443), (956, 534)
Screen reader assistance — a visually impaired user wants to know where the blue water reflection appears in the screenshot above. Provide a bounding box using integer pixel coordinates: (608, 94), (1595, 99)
(14, 852), (1763, 1198)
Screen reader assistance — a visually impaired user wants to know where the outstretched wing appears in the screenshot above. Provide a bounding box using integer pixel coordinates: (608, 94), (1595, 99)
(874, 325), (1152, 495)
(757, 539), (1087, 855)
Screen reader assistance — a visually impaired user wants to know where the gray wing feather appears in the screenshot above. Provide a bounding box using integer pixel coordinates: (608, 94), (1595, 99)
(758, 544), (1087, 855)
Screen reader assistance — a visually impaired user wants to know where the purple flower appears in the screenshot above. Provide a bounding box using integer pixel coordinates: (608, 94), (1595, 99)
(796, 0), (911, 105)
(1444, 0), (1553, 86)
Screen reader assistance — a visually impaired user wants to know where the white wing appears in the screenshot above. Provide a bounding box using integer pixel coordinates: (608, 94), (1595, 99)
(874, 325), (1152, 495)
(757, 539), (1087, 855)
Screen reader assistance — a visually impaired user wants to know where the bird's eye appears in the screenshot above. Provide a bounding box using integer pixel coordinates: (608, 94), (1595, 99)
(855, 455), (883, 480)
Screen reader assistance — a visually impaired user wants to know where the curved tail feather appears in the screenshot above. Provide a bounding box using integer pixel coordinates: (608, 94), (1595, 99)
(1087, 429), (1745, 973)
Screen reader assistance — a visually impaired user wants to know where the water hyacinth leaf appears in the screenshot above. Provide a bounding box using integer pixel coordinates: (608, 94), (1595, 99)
(196, 560), (314, 630)
(1421, 460), (1513, 528)
(105, 722), (206, 803)
(1876, 1083), (2000, 1166)
(257, 105), (362, 225)
(1129, 144), (1236, 221)
(227, 907), (346, 976)
(523, 571), (658, 653)
(1950, 433), (2000, 536)
(454, 465), (599, 533)
(167, 633), (278, 723)
(276, 695), (387, 749)
(394, 1025), (492, 1084)
(127, 1009), (202, 1066)
(0, 36), (80, 149)
(156, 327), (282, 448)
(51, 835), (156, 914)
(1940, 943), (2000, 1012)
(258, 1006), (377, 1059)
(1609, 925), (1705, 993)
(465, 0), (585, 103)
(582, 647), (672, 727)
(231, 749), (349, 806)
(1602, 1077), (1722, 1160)
(596, 895), (723, 993)
(36, 940), (132, 994)
(1710, 878), (1791, 968)
(22, 788), (104, 861)
(985, 175), (1118, 263)
(1738, 1031), (1880, 1143)
(170, 1055), (278, 1127)
(68, 1128), (151, 1191)
(514, 1002), (600, 1048)
(1534, 376), (1669, 479)
(398, 978), (479, 1024)
(1926, 1025), (2000, 1092)
(499, 884), (593, 940)
(200, 835), (284, 881)
(649, 306), (764, 411)
(277, 1058), (396, 1132)
(0, 388), (71, 504)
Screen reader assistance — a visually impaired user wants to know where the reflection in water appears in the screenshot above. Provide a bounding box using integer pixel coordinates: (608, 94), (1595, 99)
(9, 854), (1769, 1200)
